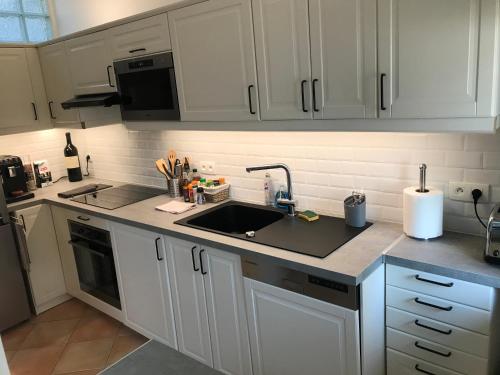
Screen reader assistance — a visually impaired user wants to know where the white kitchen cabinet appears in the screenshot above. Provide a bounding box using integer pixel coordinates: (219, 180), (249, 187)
(15, 204), (67, 314)
(39, 42), (81, 126)
(168, 0), (259, 121)
(252, 0), (312, 120)
(165, 236), (252, 374)
(0, 48), (49, 133)
(111, 223), (177, 348)
(108, 14), (171, 60)
(65, 31), (116, 95)
(245, 277), (361, 375)
(378, 0), (499, 118)
(309, 0), (377, 119)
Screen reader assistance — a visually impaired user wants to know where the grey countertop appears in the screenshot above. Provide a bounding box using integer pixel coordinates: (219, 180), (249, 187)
(8, 178), (402, 286)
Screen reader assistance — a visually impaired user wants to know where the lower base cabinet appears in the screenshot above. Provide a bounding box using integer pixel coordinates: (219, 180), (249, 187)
(244, 278), (361, 375)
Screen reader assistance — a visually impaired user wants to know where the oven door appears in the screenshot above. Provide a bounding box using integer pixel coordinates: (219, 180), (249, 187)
(114, 52), (180, 121)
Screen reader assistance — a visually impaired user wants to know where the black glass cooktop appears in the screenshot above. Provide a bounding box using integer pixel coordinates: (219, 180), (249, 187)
(71, 184), (166, 210)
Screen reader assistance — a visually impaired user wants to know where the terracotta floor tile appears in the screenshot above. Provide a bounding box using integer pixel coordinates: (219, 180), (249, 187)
(1, 321), (35, 350)
(54, 370), (102, 375)
(8, 345), (63, 375)
(53, 339), (114, 374)
(34, 299), (87, 323)
(106, 333), (149, 365)
(69, 314), (120, 343)
(21, 319), (79, 349)
(5, 350), (16, 363)
(116, 325), (137, 337)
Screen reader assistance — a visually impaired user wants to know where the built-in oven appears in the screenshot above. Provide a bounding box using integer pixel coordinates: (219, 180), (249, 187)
(113, 51), (180, 121)
(68, 220), (121, 309)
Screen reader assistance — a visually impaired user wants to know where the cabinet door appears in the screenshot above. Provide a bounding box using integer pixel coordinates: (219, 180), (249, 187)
(165, 237), (213, 366)
(65, 31), (116, 95)
(378, 0), (481, 118)
(39, 42), (80, 126)
(169, 0), (259, 121)
(202, 247), (252, 375)
(0, 48), (39, 129)
(245, 278), (361, 375)
(108, 14), (171, 60)
(309, 0), (377, 119)
(111, 223), (177, 347)
(252, 0), (312, 120)
(17, 205), (66, 313)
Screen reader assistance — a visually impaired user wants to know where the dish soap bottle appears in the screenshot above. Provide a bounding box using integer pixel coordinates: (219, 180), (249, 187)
(264, 173), (274, 206)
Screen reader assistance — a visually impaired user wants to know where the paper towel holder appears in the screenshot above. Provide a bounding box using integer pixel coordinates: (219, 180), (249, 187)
(416, 164), (430, 193)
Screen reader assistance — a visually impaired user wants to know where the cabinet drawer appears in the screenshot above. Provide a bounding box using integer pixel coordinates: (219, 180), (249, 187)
(386, 264), (492, 310)
(65, 209), (108, 230)
(387, 328), (487, 375)
(387, 348), (464, 375)
(386, 285), (490, 335)
(386, 306), (489, 358)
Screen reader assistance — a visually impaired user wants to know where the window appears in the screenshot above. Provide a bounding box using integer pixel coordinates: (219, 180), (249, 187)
(0, 0), (52, 43)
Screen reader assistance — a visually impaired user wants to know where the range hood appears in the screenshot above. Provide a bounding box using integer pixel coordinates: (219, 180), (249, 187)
(62, 93), (121, 110)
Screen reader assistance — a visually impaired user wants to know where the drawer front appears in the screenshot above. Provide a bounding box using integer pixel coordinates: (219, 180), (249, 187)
(386, 264), (492, 310)
(386, 306), (489, 357)
(387, 348), (464, 375)
(65, 209), (108, 230)
(387, 328), (488, 375)
(386, 285), (490, 335)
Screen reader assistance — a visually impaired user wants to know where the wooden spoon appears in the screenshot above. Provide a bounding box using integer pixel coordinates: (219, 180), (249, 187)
(167, 150), (177, 172)
(155, 159), (172, 179)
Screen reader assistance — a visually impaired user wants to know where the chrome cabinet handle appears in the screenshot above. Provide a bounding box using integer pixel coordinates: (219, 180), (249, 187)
(414, 297), (453, 311)
(414, 341), (452, 357)
(191, 246), (199, 272)
(248, 85), (256, 115)
(199, 249), (207, 275)
(301, 80), (308, 112)
(48, 101), (56, 119)
(415, 274), (454, 287)
(155, 237), (163, 261)
(415, 319), (452, 335)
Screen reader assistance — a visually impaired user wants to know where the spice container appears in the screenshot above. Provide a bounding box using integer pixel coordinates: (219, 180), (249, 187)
(196, 187), (206, 205)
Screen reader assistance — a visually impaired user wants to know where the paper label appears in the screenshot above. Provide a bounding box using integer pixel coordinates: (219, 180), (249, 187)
(65, 156), (80, 169)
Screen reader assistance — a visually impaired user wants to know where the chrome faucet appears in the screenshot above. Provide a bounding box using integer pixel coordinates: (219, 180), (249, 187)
(245, 163), (296, 216)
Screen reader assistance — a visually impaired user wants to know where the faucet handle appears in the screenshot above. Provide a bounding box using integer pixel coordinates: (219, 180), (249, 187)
(277, 197), (296, 206)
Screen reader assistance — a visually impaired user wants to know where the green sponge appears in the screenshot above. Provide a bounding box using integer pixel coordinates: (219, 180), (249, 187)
(298, 210), (319, 222)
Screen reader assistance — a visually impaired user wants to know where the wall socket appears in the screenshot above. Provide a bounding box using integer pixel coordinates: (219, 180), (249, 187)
(200, 161), (216, 175)
(448, 182), (490, 202)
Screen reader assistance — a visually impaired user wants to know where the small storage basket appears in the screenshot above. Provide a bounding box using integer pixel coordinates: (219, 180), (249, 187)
(203, 184), (230, 203)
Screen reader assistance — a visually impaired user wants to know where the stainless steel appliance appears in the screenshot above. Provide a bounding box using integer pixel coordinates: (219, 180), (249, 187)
(113, 52), (180, 121)
(68, 220), (121, 309)
(0, 155), (34, 204)
(485, 204), (500, 263)
(0, 187), (32, 332)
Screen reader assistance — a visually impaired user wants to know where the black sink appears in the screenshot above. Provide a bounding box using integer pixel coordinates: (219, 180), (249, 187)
(183, 202), (284, 234)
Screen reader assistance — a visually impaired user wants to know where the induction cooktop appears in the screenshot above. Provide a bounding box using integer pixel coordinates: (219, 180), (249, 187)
(71, 184), (166, 210)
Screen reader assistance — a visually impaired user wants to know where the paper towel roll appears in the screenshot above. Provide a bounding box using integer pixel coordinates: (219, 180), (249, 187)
(403, 186), (443, 239)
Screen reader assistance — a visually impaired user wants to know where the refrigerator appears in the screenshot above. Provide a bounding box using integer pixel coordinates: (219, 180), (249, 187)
(0, 187), (32, 332)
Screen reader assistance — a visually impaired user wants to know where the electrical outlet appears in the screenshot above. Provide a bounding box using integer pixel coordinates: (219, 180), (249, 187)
(200, 161), (216, 175)
(448, 182), (490, 202)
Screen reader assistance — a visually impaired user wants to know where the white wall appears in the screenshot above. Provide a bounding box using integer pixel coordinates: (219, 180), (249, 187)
(51, 0), (182, 36)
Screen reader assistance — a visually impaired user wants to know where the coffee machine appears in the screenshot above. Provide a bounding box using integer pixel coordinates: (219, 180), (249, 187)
(0, 155), (34, 204)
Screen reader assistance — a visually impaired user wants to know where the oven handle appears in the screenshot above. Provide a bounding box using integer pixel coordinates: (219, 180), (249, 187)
(68, 240), (106, 259)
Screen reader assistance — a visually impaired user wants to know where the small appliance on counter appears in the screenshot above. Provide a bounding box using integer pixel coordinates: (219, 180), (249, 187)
(0, 155), (34, 204)
(403, 164), (444, 240)
(485, 204), (500, 263)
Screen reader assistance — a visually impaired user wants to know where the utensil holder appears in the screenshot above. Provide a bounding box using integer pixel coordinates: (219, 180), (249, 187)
(168, 178), (181, 198)
(344, 196), (366, 228)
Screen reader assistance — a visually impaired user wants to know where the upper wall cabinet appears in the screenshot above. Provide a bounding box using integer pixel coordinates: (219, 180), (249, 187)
(0, 48), (49, 133)
(65, 31), (117, 96)
(168, 0), (260, 121)
(378, 0), (499, 119)
(39, 42), (80, 126)
(252, 0), (377, 120)
(108, 14), (172, 60)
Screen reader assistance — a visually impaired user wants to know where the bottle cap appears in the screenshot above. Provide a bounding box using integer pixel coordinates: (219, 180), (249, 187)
(219, 177), (225, 184)
(197, 187), (204, 193)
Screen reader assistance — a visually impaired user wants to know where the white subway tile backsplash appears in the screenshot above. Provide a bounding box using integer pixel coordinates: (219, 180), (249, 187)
(483, 152), (500, 170)
(445, 151), (483, 169)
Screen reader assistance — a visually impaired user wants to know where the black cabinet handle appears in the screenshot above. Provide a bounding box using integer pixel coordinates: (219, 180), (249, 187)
(106, 65), (115, 87)
(48, 101), (56, 119)
(155, 237), (163, 261)
(380, 73), (387, 110)
(129, 48), (146, 54)
(77, 215), (90, 221)
(415, 364), (436, 375)
(415, 319), (452, 335)
(414, 297), (453, 311)
(248, 85), (256, 115)
(415, 275), (454, 287)
(414, 341), (452, 357)
(191, 246), (200, 272)
(301, 80), (308, 112)
(31, 102), (38, 120)
(19, 214), (26, 231)
(199, 249), (207, 275)
(312, 79), (319, 112)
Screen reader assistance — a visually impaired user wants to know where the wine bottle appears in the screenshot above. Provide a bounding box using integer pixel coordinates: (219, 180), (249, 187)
(64, 132), (83, 182)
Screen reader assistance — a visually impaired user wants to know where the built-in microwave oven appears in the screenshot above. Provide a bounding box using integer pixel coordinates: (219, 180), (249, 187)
(113, 51), (180, 121)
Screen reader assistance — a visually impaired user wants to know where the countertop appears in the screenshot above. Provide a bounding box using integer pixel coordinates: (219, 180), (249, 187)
(8, 178), (403, 286)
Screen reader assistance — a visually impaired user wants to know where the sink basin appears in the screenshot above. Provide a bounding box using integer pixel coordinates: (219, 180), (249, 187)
(182, 202), (284, 234)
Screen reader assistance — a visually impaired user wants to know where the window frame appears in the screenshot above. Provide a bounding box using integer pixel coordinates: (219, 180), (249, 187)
(0, 0), (53, 43)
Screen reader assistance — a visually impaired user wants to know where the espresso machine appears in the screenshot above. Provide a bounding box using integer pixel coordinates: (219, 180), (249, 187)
(0, 155), (34, 204)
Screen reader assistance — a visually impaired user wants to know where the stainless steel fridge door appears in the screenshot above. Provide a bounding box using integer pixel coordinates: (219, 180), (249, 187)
(0, 223), (32, 332)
